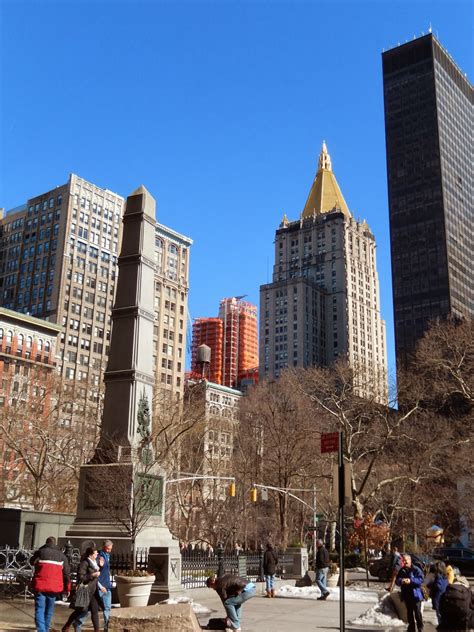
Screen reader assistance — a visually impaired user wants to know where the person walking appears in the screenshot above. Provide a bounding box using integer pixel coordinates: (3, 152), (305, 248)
(396, 553), (425, 632)
(31, 536), (71, 632)
(386, 544), (403, 592)
(97, 540), (113, 630)
(207, 574), (256, 632)
(315, 539), (330, 601)
(62, 547), (102, 632)
(426, 561), (448, 622)
(263, 543), (278, 598)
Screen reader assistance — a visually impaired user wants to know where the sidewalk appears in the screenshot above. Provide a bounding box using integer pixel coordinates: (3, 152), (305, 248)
(0, 582), (438, 632)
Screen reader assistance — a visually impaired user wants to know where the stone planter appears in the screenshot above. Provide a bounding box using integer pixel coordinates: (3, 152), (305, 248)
(115, 574), (156, 608)
(327, 572), (340, 587)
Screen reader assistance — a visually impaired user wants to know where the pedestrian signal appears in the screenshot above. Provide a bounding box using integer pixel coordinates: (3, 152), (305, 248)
(229, 482), (236, 497)
(250, 488), (257, 503)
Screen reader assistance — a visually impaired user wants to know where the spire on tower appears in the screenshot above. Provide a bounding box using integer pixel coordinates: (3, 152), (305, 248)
(280, 213), (289, 228)
(301, 141), (351, 219)
(318, 140), (332, 172)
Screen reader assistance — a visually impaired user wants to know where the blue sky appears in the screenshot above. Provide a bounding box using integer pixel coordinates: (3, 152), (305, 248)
(1, 0), (473, 377)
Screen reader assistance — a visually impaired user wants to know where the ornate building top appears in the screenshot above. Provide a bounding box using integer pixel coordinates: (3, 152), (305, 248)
(302, 142), (351, 219)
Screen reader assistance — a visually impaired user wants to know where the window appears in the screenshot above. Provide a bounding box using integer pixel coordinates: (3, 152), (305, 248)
(17, 334), (24, 355)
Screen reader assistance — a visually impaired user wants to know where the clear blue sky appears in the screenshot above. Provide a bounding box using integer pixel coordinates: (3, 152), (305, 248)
(1, 0), (473, 378)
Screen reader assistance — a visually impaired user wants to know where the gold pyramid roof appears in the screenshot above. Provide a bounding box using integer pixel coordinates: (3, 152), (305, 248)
(301, 142), (351, 218)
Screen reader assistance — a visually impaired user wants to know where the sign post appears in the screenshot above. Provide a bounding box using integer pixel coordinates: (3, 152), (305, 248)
(338, 431), (345, 632)
(321, 431), (345, 632)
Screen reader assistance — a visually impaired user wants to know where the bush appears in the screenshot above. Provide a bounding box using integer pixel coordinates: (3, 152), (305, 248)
(116, 569), (154, 577)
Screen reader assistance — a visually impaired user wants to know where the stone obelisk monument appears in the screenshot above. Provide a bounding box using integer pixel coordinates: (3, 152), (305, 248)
(66, 186), (181, 601)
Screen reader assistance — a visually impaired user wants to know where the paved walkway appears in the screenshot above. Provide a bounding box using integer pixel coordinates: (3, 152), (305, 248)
(0, 581), (438, 632)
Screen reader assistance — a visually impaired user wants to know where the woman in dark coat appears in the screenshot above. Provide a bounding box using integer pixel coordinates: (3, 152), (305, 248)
(62, 547), (102, 632)
(263, 543), (279, 598)
(426, 561), (449, 621)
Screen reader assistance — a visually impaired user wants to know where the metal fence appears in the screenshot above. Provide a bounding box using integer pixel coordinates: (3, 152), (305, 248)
(180, 546), (294, 589)
(0, 543), (294, 598)
(108, 548), (149, 575)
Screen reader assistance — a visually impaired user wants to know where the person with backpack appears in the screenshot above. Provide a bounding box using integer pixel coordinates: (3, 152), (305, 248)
(31, 537), (71, 632)
(438, 575), (474, 630)
(396, 554), (425, 632)
(426, 561), (449, 622)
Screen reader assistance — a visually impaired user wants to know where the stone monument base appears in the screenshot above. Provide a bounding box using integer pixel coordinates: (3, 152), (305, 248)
(108, 603), (201, 632)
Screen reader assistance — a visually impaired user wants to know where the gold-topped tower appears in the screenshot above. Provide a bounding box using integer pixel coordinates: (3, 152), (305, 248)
(260, 142), (388, 404)
(302, 142), (350, 218)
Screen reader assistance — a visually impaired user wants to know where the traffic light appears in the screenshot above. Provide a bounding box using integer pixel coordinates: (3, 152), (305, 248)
(228, 482), (236, 497)
(250, 488), (257, 503)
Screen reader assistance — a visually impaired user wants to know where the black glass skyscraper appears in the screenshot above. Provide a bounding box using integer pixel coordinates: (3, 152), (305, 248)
(382, 33), (473, 367)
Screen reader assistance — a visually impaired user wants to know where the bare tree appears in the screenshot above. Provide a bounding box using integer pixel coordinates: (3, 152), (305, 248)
(236, 373), (320, 549)
(0, 373), (95, 511)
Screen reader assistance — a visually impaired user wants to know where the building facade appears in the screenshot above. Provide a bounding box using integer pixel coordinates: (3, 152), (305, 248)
(0, 174), (125, 417)
(153, 223), (192, 404)
(167, 378), (241, 540)
(191, 318), (224, 383)
(0, 175), (192, 429)
(260, 143), (388, 402)
(191, 297), (259, 389)
(0, 308), (62, 507)
(382, 34), (473, 367)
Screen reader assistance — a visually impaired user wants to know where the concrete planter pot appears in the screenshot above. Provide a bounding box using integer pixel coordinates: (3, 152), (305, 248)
(115, 574), (156, 607)
(327, 572), (340, 587)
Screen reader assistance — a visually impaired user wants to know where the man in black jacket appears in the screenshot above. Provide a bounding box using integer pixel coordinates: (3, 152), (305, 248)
(315, 539), (330, 600)
(207, 574), (256, 631)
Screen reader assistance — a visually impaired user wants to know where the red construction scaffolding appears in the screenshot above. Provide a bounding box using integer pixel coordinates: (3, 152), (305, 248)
(219, 297), (258, 388)
(191, 318), (224, 385)
(191, 297), (259, 389)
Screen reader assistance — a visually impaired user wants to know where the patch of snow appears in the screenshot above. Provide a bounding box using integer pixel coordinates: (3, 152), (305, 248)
(275, 584), (378, 603)
(163, 595), (212, 615)
(349, 593), (405, 627)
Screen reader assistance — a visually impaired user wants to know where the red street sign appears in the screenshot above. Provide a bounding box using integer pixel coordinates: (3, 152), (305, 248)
(321, 432), (339, 454)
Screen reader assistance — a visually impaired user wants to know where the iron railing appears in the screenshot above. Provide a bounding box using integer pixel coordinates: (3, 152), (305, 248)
(0, 543), (294, 598)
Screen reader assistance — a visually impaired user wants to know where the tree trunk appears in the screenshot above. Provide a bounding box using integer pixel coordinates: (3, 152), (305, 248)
(280, 494), (289, 549)
(330, 520), (336, 551)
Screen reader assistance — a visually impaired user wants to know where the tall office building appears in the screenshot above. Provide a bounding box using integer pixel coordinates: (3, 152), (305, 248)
(0, 174), (125, 421)
(191, 297), (259, 389)
(260, 143), (388, 403)
(153, 223), (192, 401)
(0, 175), (192, 433)
(382, 34), (473, 367)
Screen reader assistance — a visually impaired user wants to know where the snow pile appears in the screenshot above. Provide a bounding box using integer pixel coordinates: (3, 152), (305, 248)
(164, 595), (212, 615)
(275, 584), (378, 603)
(349, 593), (405, 627)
